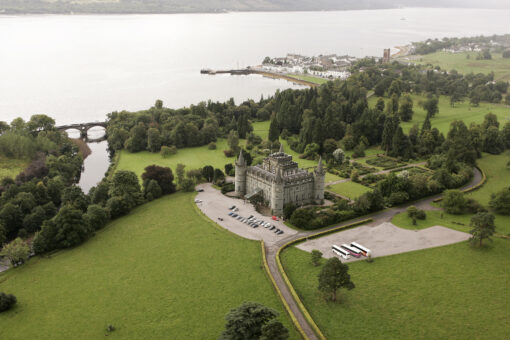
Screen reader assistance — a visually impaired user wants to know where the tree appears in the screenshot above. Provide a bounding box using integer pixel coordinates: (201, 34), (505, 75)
(141, 165), (176, 195)
(318, 257), (355, 301)
(260, 319), (289, 340)
(381, 115), (399, 154)
(375, 97), (385, 112)
(219, 302), (287, 340)
(421, 96), (439, 118)
(213, 168), (225, 184)
(202, 165), (214, 182)
(442, 190), (466, 214)
(503, 50), (510, 58)
(311, 249), (323, 266)
(482, 126), (505, 154)
(61, 185), (89, 212)
(0, 292), (17, 313)
(147, 128), (162, 152)
(332, 148), (345, 165)
(83, 204), (109, 230)
(398, 95), (414, 121)
(469, 212), (495, 247)
(489, 187), (510, 215)
(227, 130), (240, 154)
(237, 113), (251, 139)
(109, 170), (144, 206)
(175, 163), (186, 185)
(160, 145), (177, 158)
(51, 206), (92, 249)
(0, 224), (6, 246)
(303, 143), (320, 160)
(1, 238), (29, 266)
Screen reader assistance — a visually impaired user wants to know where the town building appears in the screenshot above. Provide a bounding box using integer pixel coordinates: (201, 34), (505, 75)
(235, 145), (325, 216)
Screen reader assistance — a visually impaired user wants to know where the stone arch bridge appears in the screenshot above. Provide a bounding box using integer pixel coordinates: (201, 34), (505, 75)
(56, 121), (107, 142)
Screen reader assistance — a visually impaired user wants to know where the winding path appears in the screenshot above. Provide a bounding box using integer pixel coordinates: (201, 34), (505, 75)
(264, 167), (482, 340)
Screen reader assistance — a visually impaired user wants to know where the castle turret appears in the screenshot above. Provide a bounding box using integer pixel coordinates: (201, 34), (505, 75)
(313, 156), (326, 204)
(271, 168), (284, 216)
(279, 143), (284, 153)
(235, 150), (247, 195)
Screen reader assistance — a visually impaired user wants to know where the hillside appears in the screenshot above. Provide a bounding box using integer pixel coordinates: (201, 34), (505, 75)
(1, 0), (509, 15)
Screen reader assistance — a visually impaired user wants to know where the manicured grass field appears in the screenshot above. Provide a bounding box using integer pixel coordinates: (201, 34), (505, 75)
(411, 51), (510, 81)
(116, 121), (340, 182)
(0, 156), (27, 179)
(328, 181), (371, 200)
(286, 74), (330, 85)
(0, 193), (297, 339)
(117, 138), (236, 179)
(368, 94), (510, 134)
(281, 241), (510, 339)
(467, 151), (510, 206)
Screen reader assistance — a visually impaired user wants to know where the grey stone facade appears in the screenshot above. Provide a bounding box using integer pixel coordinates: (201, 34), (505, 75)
(235, 145), (325, 216)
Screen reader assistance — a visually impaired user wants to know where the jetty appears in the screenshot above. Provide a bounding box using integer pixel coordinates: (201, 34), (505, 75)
(200, 68), (320, 87)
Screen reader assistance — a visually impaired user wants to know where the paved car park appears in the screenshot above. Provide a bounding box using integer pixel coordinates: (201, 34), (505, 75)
(195, 184), (297, 244)
(296, 222), (471, 262)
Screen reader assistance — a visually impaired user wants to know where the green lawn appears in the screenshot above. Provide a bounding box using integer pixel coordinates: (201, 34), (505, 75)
(281, 241), (510, 339)
(0, 193), (297, 339)
(467, 151), (510, 206)
(0, 156), (28, 180)
(411, 51), (510, 81)
(328, 181), (371, 200)
(117, 138), (237, 179)
(368, 94), (510, 134)
(116, 121), (340, 182)
(286, 74), (330, 85)
(392, 152), (510, 235)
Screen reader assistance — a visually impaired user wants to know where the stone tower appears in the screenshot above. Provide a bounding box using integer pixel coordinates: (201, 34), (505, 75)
(383, 48), (391, 63)
(235, 150), (247, 195)
(271, 168), (284, 216)
(313, 156), (326, 204)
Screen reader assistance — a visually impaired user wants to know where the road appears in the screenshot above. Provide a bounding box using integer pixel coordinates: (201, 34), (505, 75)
(263, 167), (482, 340)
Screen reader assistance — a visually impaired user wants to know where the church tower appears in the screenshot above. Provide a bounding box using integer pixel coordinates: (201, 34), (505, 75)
(271, 168), (284, 216)
(235, 150), (247, 195)
(313, 156), (325, 204)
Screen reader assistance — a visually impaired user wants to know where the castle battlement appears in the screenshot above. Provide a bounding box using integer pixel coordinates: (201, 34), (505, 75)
(235, 145), (325, 216)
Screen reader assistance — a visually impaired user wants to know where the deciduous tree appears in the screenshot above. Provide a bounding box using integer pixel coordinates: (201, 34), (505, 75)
(318, 257), (355, 302)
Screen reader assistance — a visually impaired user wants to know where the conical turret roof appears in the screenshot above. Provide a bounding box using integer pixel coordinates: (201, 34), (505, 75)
(237, 150), (245, 166)
(279, 143), (284, 153)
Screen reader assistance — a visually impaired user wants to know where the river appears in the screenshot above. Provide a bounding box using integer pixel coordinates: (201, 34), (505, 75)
(1, 8), (509, 191)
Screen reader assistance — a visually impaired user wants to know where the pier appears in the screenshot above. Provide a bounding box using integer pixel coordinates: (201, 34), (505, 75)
(200, 68), (320, 87)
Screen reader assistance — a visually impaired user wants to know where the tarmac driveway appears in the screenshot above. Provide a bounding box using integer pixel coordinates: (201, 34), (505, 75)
(297, 222), (471, 262)
(195, 183), (297, 245)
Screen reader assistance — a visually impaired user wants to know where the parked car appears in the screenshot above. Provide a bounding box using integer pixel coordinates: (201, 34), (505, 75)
(270, 226), (275, 231)
(277, 230), (284, 235)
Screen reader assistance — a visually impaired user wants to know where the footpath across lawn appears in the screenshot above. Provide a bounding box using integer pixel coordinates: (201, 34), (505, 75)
(281, 240), (510, 339)
(0, 193), (298, 339)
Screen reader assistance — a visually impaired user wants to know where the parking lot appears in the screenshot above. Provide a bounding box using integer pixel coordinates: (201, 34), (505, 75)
(195, 184), (297, 244)
(297, 222), (471, 262)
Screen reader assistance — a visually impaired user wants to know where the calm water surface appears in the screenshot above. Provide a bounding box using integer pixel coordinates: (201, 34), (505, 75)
(1, 8), (509, 191)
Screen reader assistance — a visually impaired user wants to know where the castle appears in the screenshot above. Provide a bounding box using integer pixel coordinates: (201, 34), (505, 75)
(235, 145), (325, 216)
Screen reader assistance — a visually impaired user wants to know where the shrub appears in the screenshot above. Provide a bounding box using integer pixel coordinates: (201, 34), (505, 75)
(223, 149), (234, 157)
(442, 190), (466, 214)
(160, 145), (177, 158)
(388, 191), (409, 206)
(144, 179), (162, 200)
(283, 203), (297, 220)
(1, 237), (30, 266)
(84, 204), (109, 230)
(489, 187), (510, 215)
(407, 205), (426, 220)
(207, 142), (216, 150)
(0, 292), (17, 313)
(221, 183), (235, 194)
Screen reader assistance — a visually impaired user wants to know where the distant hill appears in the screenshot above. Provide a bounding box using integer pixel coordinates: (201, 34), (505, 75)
(1, 0), (509, 14)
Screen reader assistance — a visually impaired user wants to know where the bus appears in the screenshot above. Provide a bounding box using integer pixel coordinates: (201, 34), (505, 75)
(332, 245), (350, 260)
(340, 244), (362, 258)
(350, 242), (371, 256)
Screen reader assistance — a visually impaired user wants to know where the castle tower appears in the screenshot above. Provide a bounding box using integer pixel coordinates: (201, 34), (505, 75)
(383, 48), (391, 63)
(271, 168), (284, 216)
(235, 150), (247, 195)
(279, 143), (284, 153)
(313, 156), (326, 204)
